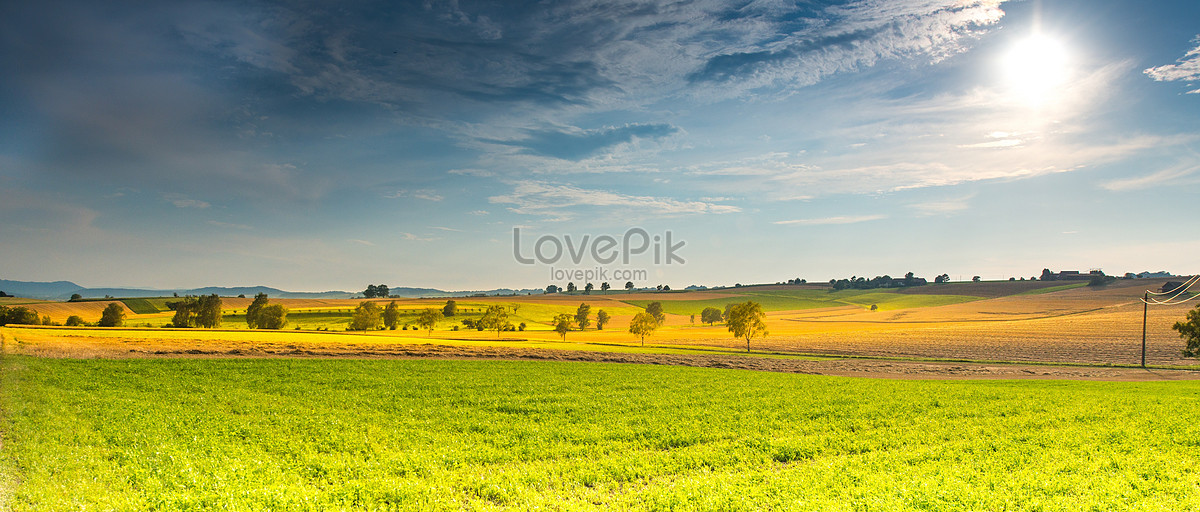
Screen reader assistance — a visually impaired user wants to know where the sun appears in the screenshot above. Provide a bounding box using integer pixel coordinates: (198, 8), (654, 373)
(1002, 34), (1069, 107)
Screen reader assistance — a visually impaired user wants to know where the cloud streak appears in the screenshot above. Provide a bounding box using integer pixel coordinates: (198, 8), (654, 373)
(489, 181), (740, 220)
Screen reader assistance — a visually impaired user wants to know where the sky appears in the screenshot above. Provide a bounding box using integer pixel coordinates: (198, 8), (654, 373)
(1, 0), (1198, 292)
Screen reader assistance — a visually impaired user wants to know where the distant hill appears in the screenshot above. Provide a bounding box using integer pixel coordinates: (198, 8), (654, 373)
(0, 279), (541, 301)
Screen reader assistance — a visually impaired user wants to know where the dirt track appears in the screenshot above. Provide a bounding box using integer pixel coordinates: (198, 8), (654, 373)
(6, 334), (1197, 382)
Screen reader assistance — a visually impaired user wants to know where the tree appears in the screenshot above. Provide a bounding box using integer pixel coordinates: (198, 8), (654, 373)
(443, 300), (458, 317)
(1175, 305), (1200, 357)
(416, 307), (441, 336)
(1041, 268), (1056, 282)
(65, 315), (85, 326)
(575, 303), (591, 330)
(601, 282), (610, 294)
(662, 285), (671, 291)
(567, 282), (577, 293)
(934, 274), (950, 284)
(904, 272), (915, 286)
(479, 304), (509, 337)
(625, 281), (634, 290)
(645, 302), (665, 325)
(349, 302), (383, 331)
(168, 297), (198, 328)
(246, 293), (269, 328)
(257, 304), (288, 329)
(972, 276), (981, 282)
(584, 282), (594, 295)
(545, 285), (560, 294)
(628, 312), (657, 346)
(701, 307), (723, 325)
(553, 313), (573, 340)
(98, 302), (126, 327)
(596, 310), (610, 330)
(363, 284), (390, 298)
(196, 294), (222, 328)
(69, 293), (82, 301)
(0, 306), (40, 326)
(726, 301), (768, 352)
(383, 301), (401, 329)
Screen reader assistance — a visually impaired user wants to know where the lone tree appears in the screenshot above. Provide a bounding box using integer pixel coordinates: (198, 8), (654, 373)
(349, 302), (383, 331)
(98, 302), (125, 328)
(567, 282), (577, 293)
(596, 310), (610, 330)
(645, 302), (666, 325)
(700, 307), (723, 326)
(726, 301), (768, 352)
(69, 293), (82, 301)
(167, 297), (198, 328)
(575, 303), (591, 330)
(383, 301), (401, 329)
(625, 281), (634, 291)
(443, 300), (458, 317)
(416, 307), (441, 336)
(479, 304), (509, 337)
(584, 282), (594, 295)
(601, 282), (610, 294)
(628, 312), (657, 346)
(257, 304), (288, 329)
(196, 294), (222, 328)
(553, 313), (573, 340)
(65, 315), (85, 326)
(246, 293), (269, 328)
(363, 284), (390, 298)
(1176, 304), (1200, 357)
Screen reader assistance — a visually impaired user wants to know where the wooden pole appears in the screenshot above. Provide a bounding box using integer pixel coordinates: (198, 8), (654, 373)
(1142, 292), (1148, 368)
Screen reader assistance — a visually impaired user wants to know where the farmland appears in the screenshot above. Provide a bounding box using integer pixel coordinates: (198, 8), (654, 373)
(4, 356), (1200, 510)
(4, 278), (1200, 510)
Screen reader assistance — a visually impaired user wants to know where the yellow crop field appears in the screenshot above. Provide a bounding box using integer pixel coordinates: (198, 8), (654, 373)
(5, 279), (1196, 368)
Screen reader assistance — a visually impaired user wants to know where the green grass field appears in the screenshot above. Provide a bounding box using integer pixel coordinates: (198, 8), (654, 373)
(626, 288), (983, 315)
(3, 356), (1200, 510)
(119, 298), (165, 315)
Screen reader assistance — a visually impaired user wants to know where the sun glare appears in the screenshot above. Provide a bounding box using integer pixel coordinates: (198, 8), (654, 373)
(1003, 34), (1069, 107)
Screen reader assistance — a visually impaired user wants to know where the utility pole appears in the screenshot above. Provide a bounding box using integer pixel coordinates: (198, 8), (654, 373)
(1142, 292), (1148, 368)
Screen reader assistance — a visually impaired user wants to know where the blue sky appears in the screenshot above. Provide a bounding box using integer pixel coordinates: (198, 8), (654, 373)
(1, 0), (1198, 291)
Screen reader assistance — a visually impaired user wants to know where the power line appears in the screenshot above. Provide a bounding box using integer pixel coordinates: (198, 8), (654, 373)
(1142, 275), (1200, 306)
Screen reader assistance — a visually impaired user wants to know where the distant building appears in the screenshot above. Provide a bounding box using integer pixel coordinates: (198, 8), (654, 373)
(1046, 270), (1104, 281)
(1138, 271), (1174, 279)
(1162, 281), (1186, 293)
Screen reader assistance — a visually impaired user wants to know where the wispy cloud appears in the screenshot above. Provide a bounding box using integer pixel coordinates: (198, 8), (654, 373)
(489, 181), (740, 220)
(1145, 36), (1200, 93)
(907, 196), (973, 216)
(385, 189), (444, 202)
(398, 232), (436, 242)
(165, 194), (210, 209)
(207, 220), (253, 230)
(774, 215), (887, 226)
(490, 123), (680, 161)
(348, 238), (375, 246)
(1100, 163), (1200, 191)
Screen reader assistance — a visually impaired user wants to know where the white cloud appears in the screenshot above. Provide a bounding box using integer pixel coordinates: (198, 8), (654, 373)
(348, 238), (375, 246)
(774, 215), (886, 226)
(207, 220), (253, 230)
(1144, 36), (1200, 93)
(907, 196), (973, 216)
(398, 232), (436, 242)
(489, 181), (740, 220)
(385, 189), (444, 201)
(165, 194), (210, 209)
(1100, 163), (1200, 191)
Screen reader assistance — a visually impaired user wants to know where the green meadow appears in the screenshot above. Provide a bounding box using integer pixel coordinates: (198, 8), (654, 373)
(3, 356), (1200, 511)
